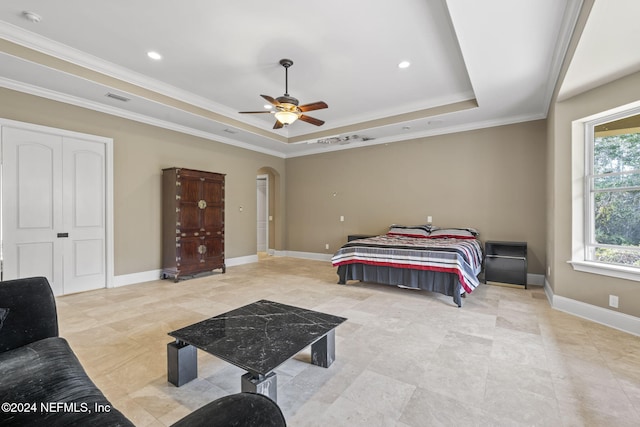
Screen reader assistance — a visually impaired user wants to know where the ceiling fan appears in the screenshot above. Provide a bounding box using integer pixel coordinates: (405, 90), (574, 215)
(240, 59), (328, 129)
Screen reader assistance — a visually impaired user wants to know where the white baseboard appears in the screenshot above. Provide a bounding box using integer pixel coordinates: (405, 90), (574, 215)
(544, 278), (640, 337)
(273, 250), (332, 262)
(528, 273), (544, 286)
(112, 269), (163, 287)
(226, 254), (259, 267)
(112, 254), (259, 288)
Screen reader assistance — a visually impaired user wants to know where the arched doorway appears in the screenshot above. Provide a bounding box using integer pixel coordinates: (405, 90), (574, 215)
(256, 167), (280, 257)
(256, 174), (268, 253)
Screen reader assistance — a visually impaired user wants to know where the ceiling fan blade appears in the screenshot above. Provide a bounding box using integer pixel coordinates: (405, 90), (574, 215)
(261, 95), (280, 106)
(298, 101), (328, 112)
(273, 120), (284, 129)
(239, 111), (272, 114)
(299, 115), (325, 126)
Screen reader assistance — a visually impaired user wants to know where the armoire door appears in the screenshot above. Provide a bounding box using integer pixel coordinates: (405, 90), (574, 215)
(1, 126), (106, 295)
(201, 174), (224, 269)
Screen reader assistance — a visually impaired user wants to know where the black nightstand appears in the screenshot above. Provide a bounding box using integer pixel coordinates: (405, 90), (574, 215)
(484, 241), (527, 288)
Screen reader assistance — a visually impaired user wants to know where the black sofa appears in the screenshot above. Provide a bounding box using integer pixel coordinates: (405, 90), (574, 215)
(0, 277), (286, 426)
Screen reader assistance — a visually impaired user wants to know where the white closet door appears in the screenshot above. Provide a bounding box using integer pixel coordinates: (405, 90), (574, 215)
(2, 127), (64, 294)
(62, 137), (106, 294)
(2, 127), (106, 295)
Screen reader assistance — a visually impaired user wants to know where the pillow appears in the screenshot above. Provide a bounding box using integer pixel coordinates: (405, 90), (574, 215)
(428, 228), (478, 239)
(387, 224), (435, 238)
(0, 308), (9, 331)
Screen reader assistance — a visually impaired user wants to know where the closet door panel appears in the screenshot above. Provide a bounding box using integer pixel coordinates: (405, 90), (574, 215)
(62, 137), (106, 294)
(1, 127), (63, 294)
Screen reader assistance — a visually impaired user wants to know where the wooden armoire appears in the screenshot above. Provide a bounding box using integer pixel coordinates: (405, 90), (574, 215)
(162, 167), (225, 281)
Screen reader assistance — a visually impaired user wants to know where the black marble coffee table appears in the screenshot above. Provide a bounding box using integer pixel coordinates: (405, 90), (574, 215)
(167, 299), (347, 402)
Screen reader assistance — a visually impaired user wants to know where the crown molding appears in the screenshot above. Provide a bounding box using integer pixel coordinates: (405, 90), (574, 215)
(0, 76), (287, 158)
(541, 0), (585, 113)
(286, 112), (547, 158)
(0, 21), (260, 125)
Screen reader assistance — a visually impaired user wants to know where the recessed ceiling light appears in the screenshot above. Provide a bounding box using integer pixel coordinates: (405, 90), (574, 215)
(147, 51), (162, 60)
(264, 104), (272, 110)
(398, 61), (411, 69)
(22, 11), (42, 23)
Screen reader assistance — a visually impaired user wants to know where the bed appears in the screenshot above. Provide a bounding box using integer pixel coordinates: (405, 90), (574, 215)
(331, 225), (483, 307)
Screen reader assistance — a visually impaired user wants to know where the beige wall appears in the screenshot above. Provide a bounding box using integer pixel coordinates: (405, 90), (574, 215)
(0, 88), (286, 276)
(548, 71), (640, 317)
(286, 120), (547, 274)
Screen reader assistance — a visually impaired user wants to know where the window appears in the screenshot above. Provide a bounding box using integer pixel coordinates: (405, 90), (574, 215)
(584, 110), (640, 269)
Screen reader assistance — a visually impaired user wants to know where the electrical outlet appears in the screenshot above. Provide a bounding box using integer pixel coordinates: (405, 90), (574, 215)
(325, 243), (329, 250)
(609, 295), (619, 308)
(427, 216), (433, 223)
(340, 215), (345, 222)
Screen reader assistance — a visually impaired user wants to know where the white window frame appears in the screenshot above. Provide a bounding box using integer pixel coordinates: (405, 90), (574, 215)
(569, 101), (640, 282)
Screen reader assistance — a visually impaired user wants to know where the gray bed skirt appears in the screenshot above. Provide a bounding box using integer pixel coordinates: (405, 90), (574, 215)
(337, 263), (465, 307)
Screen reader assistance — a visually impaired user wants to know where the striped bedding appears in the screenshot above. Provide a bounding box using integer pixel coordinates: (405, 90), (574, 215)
(331, 234), (483, 294)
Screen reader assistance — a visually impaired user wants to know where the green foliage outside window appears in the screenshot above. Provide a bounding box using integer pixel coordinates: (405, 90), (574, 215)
(592, 131), (640, 266)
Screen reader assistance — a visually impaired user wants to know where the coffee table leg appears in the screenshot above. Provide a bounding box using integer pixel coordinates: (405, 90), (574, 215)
(167, 341), (197, 387)
(241, 372), (277, 402)
(311, 329), (336, 368)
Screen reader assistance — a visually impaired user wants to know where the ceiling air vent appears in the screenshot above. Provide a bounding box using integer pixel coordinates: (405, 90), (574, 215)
(105, 92), (131, 102)
(311, 134), (374, 145)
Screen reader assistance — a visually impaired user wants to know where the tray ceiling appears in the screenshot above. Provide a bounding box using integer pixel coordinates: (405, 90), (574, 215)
(0, 0), (584, 157)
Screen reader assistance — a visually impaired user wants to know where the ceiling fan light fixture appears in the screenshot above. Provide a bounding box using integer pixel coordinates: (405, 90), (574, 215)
(274, 110), (299, 126)
(239, 58), (327, 129)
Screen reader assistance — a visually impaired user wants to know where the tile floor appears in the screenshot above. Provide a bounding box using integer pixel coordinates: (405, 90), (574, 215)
(56, 256), (640, 426)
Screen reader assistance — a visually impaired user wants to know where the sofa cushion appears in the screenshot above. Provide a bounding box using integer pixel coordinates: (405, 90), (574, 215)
(0, 337), (133, 427)
(0, 277), (58, 353)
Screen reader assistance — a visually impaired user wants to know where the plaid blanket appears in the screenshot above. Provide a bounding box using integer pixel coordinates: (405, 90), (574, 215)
(331, 235), (483, 294)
